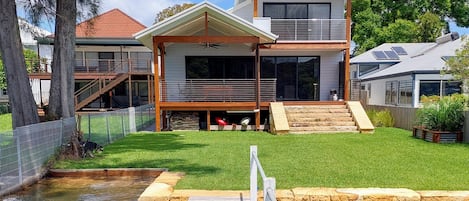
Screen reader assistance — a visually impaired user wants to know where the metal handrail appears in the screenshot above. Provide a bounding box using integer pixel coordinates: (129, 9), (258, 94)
(160, 79), (276, 102)
(250, 145), (276, 201)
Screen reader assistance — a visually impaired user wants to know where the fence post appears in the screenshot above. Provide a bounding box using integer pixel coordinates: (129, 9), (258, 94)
(250, 145), (257, 201)
(60, 118), (64, 146)
(106, 114), (111, 144)
(88, 113), (91, 140)
(15, 134), (23, 184)
(121, 112), (126, 137)
(129, 107), (137, 133)
(264, 177), (276, 201)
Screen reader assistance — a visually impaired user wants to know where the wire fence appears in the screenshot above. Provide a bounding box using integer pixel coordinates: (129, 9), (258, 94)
(0, 104), (155, 197)
(0, 117), (75, 196)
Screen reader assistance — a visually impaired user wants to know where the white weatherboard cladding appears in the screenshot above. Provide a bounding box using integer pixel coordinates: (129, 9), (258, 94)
(258, 0), (345, 19)
(362, 75), (412, 106)
(165, 44), (343, 101)
(231, 1), (254, 22)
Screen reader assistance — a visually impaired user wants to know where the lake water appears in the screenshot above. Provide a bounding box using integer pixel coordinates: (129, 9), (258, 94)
(1, 176), (154, 201)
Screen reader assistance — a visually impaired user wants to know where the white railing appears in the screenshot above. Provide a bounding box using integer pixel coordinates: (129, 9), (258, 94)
(250, 145), (276, 201)
(271, 19), (346, 41)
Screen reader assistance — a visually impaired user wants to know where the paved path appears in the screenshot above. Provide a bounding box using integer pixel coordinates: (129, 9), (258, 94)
(188, 196), (250, 201)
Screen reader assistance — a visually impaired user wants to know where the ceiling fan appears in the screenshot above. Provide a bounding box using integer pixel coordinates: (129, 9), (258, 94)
(200, 42), (221, 48)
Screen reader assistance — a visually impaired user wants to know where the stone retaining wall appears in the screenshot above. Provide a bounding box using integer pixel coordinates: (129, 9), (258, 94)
(170, 112), (199, 130)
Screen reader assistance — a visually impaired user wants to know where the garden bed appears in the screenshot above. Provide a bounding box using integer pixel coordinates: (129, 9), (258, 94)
(412, 126), (463, 143)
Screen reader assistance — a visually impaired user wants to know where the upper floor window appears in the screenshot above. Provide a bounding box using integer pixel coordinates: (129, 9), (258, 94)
(263, 3), (331, 19)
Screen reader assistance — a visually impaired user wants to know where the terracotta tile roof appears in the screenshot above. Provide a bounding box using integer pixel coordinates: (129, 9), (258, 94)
(76, 8), (147, 38)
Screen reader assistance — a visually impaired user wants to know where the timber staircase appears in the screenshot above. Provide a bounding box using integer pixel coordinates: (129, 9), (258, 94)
(285, 104), (358, 133)
(74, 73), (128, 111)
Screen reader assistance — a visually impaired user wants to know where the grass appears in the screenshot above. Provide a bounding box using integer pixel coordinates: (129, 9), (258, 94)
(53, 127), (469, 190)
(0, 113), (12, 132)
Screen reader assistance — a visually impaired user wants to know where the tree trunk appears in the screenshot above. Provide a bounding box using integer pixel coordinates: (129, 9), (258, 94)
(0, 0), (40, 129)
(48, 0), (77, 120)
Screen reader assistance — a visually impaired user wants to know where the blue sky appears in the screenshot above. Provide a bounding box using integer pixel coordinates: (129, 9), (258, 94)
(19, 0), (469, 36)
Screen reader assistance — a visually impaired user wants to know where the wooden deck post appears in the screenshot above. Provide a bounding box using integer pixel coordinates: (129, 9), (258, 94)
(207, 110), (211, 132)
(255, 44), (261, 130)
(153, 37), (161, 132)
(344, 0), (352, 101)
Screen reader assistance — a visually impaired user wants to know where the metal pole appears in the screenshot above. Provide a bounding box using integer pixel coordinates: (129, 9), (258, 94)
(106, 114), (111, 144)
(88, 113), (91, 140)
(250, 146), (257, 201)
(16, 135), (23, 183)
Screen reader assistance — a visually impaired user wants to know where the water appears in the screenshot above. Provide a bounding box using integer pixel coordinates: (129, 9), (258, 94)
(1, 176), (154, 201)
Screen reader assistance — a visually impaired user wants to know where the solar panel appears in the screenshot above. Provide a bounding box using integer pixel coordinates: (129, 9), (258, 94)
(441, 56), (453, 61)
(391, 46), (408, 55)
(384, 51), (400, 60)
(372, 51), (388, 60)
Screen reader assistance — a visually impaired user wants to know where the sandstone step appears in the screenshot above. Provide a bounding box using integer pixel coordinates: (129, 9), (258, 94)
(289, 125), (358, 132)
(284, 105), (346, 109)
(286, 112), (352, 118)
(285, 108), (350, 113)
(290, 121), (356, 127)
(287, 116), (354, 122)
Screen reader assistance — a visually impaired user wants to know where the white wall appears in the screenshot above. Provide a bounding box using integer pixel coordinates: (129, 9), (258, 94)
(362, 75), (412, 106)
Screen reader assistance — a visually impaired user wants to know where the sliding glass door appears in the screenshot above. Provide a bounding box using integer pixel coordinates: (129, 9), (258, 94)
(261, 56), (320, 101)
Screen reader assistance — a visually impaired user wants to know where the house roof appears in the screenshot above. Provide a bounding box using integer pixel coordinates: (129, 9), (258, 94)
(350, 43), (435, 64)
(134, 2), (278, 50)
(360, 36), (465, 81)
(76, 8), (146, 38)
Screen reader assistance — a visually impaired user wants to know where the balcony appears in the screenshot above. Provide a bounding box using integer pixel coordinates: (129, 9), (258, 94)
(27, 58), (152, 74)
(271, 19), (346, 41)
(160, 79), (277, 102)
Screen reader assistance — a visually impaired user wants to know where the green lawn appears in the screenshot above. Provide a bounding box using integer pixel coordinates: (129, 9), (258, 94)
(53, 128), (469, 190)
(0, 113), (12, 132)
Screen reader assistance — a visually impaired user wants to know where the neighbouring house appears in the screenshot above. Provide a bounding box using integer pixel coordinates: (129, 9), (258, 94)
(350, 32), (463, 108)
(0, 19), (51, 105)
(32, 9), (153, 110)
(133, 0), (373, 133)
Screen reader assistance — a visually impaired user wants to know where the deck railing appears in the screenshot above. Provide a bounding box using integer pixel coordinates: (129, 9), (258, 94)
(271, 19), (346, 41)
(160, 79), (276, 102)
(250, 145), (276, 201)
(26, 58), (152, 74)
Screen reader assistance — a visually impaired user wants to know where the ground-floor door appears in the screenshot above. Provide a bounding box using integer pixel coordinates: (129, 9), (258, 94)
(261, 56), (320, 101)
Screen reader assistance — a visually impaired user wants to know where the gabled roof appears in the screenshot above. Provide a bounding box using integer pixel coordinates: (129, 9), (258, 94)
(351, 43), (435, 64)
(134, 2), (278, 49)
(76, 8), (146, 38)
(360, 37), (465, 81)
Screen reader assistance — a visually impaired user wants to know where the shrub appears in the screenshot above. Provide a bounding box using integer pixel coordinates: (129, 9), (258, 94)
(416, 94), (467, 131)
(367, 109), (394, 127)
(0, 103), (10, 114)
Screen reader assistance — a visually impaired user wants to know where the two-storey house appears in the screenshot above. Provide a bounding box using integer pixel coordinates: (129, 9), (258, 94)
(134, 0), (371, 133)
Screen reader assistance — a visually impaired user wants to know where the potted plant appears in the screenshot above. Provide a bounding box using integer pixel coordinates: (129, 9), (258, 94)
(414, 94), (467, 143)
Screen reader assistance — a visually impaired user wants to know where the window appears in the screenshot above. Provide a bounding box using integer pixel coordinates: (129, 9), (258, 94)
(358, 64), (379, 77)
(186, 57), (254, 79)
(385, 81), (398, 105)
(261, 56), (320, 100)
(398, 80), (412, 105)
(1, 88), (6, 96)
(419, 81), (462, 100)
(264, 3), (331, 19)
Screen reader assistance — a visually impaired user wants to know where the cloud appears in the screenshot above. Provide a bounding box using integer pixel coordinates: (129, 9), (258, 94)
(99, 0), (191, 26)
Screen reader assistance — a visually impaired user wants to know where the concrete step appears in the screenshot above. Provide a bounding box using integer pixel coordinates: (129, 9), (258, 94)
(290, 121), (356, 127)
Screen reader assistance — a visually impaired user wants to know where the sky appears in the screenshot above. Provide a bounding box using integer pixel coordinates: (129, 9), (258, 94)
(18, 0), (469, 35)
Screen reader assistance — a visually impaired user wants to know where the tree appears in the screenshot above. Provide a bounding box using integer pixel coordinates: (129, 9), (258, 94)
(0, 0), (40, 128)
(154, 3), (194, 23)
(0, 54), (5, 90)
(444, 36), (469, 94)
(351, 0), (469, 54)
(22, 0), (100, 120)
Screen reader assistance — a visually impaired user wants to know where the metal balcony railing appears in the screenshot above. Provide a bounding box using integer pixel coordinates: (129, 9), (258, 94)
(160, 79), (277, 102)
(271, 19), (346, 41)
(74, 58), (152, 73)
(26, 58), (152, 74)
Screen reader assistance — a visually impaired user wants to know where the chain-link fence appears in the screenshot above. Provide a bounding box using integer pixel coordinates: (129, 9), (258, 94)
(77, 104), (155, 146)
(0, 117), (75, 196)
(0, 104), (155, 197)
